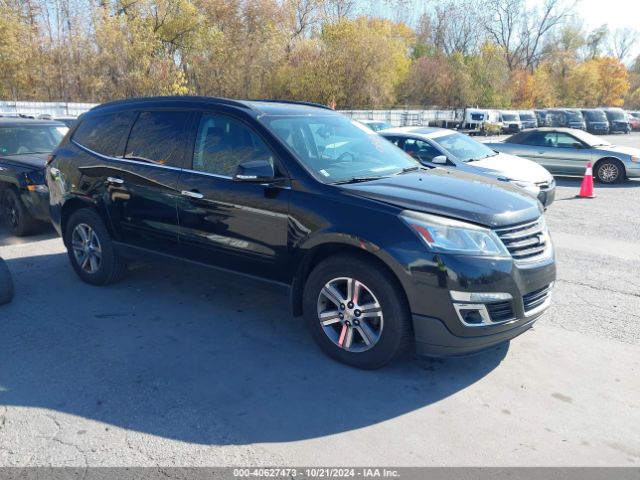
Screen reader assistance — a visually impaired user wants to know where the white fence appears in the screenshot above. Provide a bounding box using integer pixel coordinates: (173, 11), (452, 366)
(1, 101), (461, 126)
(340, 109), (458, 127)
(0, 101), (97, 117)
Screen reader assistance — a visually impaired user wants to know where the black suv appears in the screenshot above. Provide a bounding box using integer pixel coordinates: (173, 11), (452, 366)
(1, 118), (68, 235)
(47, 97), (556, 369)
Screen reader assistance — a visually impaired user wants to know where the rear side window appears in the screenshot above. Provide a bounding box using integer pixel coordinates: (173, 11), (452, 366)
(125, 111), (191, 167)
(73, 112), (135, 157)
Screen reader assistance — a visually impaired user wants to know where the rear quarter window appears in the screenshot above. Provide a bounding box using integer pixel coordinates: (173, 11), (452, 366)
(73, 112), (135, 157)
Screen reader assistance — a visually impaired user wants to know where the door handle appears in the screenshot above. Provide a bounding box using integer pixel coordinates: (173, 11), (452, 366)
(181, 190), (204, 199)
(107, 177), (124, 185)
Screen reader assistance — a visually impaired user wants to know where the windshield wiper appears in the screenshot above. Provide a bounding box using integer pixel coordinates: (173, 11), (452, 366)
(397, 166), (423, 174)
(11, 150), (51, 155)
(331, 175), (390, 185)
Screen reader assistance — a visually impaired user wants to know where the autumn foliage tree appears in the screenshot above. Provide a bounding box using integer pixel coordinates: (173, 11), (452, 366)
(0, 0), (635, 109)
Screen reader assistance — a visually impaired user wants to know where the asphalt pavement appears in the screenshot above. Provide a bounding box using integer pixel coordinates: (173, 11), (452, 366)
(0, 133), (639, 467)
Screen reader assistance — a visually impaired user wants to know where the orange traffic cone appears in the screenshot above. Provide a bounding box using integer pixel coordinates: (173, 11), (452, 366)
(576, 162), (596, 198)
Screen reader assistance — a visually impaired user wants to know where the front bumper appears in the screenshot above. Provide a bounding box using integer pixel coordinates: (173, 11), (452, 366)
(537, 183), (556, 207)
(610, 123), (630, 133)
(401, 246), (556, 357)
(587, 124), (609, 134)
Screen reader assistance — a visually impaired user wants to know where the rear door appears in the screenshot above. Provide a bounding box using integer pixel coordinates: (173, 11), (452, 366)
(105, 110), (194, 256)
(176, 111), (291, 282)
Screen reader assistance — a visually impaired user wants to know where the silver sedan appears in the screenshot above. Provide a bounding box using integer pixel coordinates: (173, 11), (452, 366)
(485, 128), (640, 183)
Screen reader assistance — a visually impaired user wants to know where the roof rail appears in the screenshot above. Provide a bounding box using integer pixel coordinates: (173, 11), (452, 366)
(248, 99), (333, 110)
(90, 96), (253, 112)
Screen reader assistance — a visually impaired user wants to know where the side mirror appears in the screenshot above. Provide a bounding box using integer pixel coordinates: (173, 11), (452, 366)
(234, 160), (275, 182)
(432, 155), (448, 164)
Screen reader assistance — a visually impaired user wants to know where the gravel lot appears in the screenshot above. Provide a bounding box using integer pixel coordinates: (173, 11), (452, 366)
(1, 133), (639, 467)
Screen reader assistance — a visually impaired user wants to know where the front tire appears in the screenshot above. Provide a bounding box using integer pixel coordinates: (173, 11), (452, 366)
(64, 208), (127, 285)
(303, 254), (412, 369)
(595, 159), (624, 184)
(2, 189), (38, 236)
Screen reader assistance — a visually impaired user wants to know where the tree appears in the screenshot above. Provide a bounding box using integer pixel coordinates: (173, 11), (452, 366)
(593, 57), (630, 106)
(483, 0), (576, 71)
(585, 24), (609, 59)
(610, 28), (639, 63)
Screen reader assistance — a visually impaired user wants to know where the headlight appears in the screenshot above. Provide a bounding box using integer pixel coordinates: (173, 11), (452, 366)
(26, 184), (49, 193)
(400, 211), (510, 257)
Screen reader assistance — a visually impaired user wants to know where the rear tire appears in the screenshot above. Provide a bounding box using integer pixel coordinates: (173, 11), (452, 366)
(595, 159), (624, 184)
(2, 189), (38, 236)
(303, 254), (412, 369)
(64, 208), (127, 285)
(0, 257), (14, 305)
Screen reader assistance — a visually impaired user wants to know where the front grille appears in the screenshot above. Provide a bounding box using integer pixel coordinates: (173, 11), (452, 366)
(495, 218), (550, 262)
(523, 284), (552, 313)
(486, 301), (515, 322)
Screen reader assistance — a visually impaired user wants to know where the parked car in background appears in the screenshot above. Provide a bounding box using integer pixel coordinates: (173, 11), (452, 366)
(603, 108), (631, 134)
(485, 128), (640, 183)
(534, 110), (548, 127)
(47, 97), (555, 369)
(626, 112), (640, 131)
(357, 119), (393, 132)
(380, 126), (556, 207)
(581, 109), (610, 135)
(0, 118), (67, 235)
(518, 111), (538, 129)
(499, 111), (522, 133)
(545, 109), (586, 130)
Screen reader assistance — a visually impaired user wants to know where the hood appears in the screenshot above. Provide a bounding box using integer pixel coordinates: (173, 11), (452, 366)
(0, 153), (48, 170)
(340, 169), (542, 228)
(467, 152), (553, 183)
(597, 145), (640, 158)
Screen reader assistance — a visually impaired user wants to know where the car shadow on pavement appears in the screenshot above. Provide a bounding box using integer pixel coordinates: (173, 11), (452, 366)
(0, 252), (508, 445)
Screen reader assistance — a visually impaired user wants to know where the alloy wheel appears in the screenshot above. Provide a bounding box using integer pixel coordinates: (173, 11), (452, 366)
(317, 277), (384, 352)
(71, 223), (103, 274)
(599, 163), (619, 183)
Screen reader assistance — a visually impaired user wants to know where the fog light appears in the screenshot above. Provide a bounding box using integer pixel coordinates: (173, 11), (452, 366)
(459, 309), (484, 325)
(452, 302), (492, 327)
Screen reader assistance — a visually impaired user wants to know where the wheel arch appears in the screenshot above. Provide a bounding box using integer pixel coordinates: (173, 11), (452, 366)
(593, 156), (626, 179)
(60, 197), (104, 245)
(290, 240), (411, 318)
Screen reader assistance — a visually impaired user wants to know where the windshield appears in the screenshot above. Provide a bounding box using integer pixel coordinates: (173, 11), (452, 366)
(585, 110), (607, 121)
(0, 125), (67, 155)
(568, 129), (612, 147)
(565, 111), (584, 122)
(261, 115), (418, 183)
(519, 112), (535, 120)
(606, 110), (625, 121)
(432, 132), (496, 162)
(365, 122), (392, 132)
(502, 113), (519, 121)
